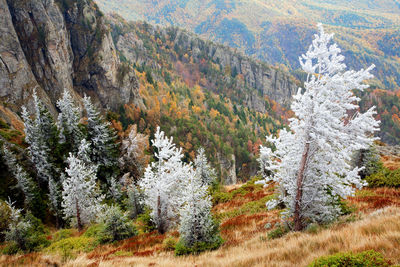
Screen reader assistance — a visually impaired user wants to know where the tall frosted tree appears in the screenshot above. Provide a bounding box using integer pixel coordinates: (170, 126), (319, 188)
(178, 169), (221, 252)
(194, 147), (216, 186)
(139, 127), (190, 233)
(83, 95), (118, 174)
(259, 24), (379, 231)
(57, 89), (83, 151)
(62, 153), (104, 230)
(21, 91), (58, 184)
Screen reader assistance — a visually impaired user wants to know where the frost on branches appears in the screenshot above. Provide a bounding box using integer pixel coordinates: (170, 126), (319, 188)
(62, 153), (104, 230)
(259, 24), (379, 230)
(21, 91), (58, 183)
(139, 127), (190, 233)
(178, 167), (220, 249)
(57, 89), (83, 151)
(194, 148), (216, 186)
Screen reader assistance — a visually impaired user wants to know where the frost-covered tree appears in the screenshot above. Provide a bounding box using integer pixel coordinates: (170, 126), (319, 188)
(194, 148), (216, 186)
(97, 205), (136, 243)
(108, 176), (122, 201)
(22, 91), (58, 184)
(48, 178), (63, 227)
(259, 24), (379, 231)
(2, 146), (37, 207)
(178, 169), (221, 252)
(139, 127), (190, 233)
(62, 153), (104, 230)
(57, 89), (83, 151)
(83, 95), (118, 170)
(119, 125), (149, 180)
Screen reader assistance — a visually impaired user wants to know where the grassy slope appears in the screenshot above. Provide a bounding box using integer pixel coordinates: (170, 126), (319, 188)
(2, 184), (400, 266)
(94, 0), (400, 90)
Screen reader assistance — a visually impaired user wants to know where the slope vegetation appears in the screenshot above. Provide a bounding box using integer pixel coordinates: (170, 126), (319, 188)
(95, 0), (400, 90)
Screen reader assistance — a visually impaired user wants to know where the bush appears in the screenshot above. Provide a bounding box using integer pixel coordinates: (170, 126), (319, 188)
(163, 237), (177, 251)
(136, 208), (156, 233)
(175, 236), (224, 256)
(267, 224), (289, 240)
(53, 229), (78, 242)
(366, 168), (400, 188)
(308, 250), (390, 267)
(45, 236), (97, 260)
(97, 205), (137, 243)
(4, 212), (50, 254)
(0, 200), (11, 241)
(82, 224), (104, 238)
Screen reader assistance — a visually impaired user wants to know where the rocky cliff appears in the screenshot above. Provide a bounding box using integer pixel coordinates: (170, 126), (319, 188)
(111, 17), (298, 111)
(0, 0), (139, 124)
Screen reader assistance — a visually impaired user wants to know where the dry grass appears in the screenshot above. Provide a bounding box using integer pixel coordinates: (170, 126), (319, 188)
(2, 186), (400, 267)
(59, 206), (400, 267)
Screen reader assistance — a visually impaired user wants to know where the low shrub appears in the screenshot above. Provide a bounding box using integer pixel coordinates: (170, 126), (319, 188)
(53, 229), (78, 242)
(3, 211), (50, 254)
(267, 224), (289, 240)
(366, 168), (400, 188)
(0, 200), (11, 241)
(45, 236), (97, 259)
(82, 224), (104, 238)
(163, 237), (177, 251)
(308, 250), (390, 267)
(136, 208), (156, 233)
(175, 236), (224, 256)
(97, 205), (137, 243)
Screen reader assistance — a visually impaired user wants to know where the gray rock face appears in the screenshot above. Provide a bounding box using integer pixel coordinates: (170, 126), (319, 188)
(0, 0), (139, 117)
(0, 0), (54, 114)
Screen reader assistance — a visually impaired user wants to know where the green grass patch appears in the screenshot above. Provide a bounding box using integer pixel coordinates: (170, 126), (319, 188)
(113, 250), (133, 257)
(52, 229), (78, 242)
(308, 250), (390, 267)
(45, 236), (98, 259)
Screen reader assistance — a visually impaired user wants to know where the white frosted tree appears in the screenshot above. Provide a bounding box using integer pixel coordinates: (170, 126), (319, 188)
(178, 169), (220, 250)
(21, 91), (58, 184)
(139, 127), (190, 233)
(62, 153), (104, 230)
(83, 95), (117, 169)
(259, 24), (379, 231)
(194, 147), (216, 186)
(57, 89), (83, 151)
(2, 146), (36, 207)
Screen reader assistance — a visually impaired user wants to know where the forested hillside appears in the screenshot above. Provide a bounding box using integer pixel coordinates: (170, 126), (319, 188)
(95, 0), (400, 90)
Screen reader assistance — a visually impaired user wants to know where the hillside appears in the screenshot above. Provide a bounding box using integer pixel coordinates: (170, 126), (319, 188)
(2, 181), (400, 266)
(104, 14), (298, 183)
(95, 0), (400, 90)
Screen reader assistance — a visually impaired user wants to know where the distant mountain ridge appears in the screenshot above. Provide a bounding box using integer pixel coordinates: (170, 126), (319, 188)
(95, 0), (400, 90)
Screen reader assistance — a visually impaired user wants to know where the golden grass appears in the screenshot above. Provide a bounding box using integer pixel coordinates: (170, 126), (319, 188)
(54, 206), (400, 267)
(2, 187), (399, 267)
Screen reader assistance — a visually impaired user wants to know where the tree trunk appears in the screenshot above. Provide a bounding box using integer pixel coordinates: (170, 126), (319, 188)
(294, 142), (310, 231)
(76, 198), (83, 231)
(157, 194), (164, 234)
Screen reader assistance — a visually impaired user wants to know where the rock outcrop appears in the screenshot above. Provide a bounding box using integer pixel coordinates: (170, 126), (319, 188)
(0, 0), (139, 118)
(110, 17), (298, 112)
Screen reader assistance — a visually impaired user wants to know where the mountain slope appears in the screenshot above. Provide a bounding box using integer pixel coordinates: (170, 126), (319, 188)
(95, 0), (400, 90)
(105, 14), (297, 183)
